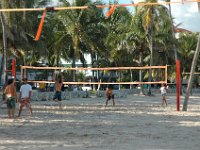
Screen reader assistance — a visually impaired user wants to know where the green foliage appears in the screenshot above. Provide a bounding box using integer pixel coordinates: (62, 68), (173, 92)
(177, 32), (198, 76)
(0, 0), (199, 85)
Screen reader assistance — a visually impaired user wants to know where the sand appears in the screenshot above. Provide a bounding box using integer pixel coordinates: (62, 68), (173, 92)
(0, 93), (200, 150)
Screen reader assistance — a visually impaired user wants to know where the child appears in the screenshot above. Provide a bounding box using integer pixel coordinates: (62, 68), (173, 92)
(4, 79), (18, 118)
(160, 83), (168, 107)
(105, 86), (115, 107)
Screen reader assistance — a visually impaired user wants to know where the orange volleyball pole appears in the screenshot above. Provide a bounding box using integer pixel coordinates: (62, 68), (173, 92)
(11, 58), (16, 78)
(35, 9), (47, 41)
(176, 60), (181, 111)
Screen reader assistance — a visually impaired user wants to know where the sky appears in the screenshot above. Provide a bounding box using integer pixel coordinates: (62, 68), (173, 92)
(52, 0), (200, 32)
(105, 0), (200, 32)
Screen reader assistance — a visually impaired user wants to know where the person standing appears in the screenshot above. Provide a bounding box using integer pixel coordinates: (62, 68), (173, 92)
(4, 79), (18, 118)
(160, 83), (168, 107)
(53, 78), (63, 108)
(18, 78), (33, 117)
(105, 86), (115, 107)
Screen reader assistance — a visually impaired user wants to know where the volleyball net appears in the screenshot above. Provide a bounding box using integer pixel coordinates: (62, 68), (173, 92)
(20, 65), (168, 86)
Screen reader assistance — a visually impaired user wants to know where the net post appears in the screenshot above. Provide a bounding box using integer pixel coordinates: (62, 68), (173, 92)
(11, 58), (16, 78)
(165, 65), (168, 83)
(20, 65), (24, 81)
(176, 60), (181, 111)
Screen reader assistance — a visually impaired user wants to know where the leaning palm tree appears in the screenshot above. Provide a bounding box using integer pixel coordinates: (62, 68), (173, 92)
(177, 33), (198, 77)
(183, 33), (200, 111)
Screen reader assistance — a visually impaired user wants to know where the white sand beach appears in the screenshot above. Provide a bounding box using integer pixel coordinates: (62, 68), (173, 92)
(0, 93), (200, 150)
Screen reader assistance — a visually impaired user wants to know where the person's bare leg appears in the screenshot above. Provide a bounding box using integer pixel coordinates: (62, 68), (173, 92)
(8, 109), (11, 118)
(11, 109), (15, 118)
(162, 96), (167, 107)
(162, 96), (165, 106)
(18, 107), (23, 117)
(29, 107), (33, 116)
(105, 99), (109, 107)
(30, 107), (33, 116)
(164, 97), (168, 106)
(112, 99), (115, 106)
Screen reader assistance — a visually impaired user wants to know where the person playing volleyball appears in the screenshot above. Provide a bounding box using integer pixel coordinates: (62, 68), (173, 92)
(18, 78), (33, 117)
(105, 85), (115, 107)
(160, 83), (168, 107)
(4, 79), (18, 118)
(52, 72), (63, 108)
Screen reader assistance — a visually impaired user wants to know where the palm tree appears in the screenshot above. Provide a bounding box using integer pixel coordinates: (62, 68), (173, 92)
(0, 0), (52, 83)
(177, 33), (198, 77)
(50, 0), (104, 81)
(183, 33), (200, 111)
(103, 5), (134, 67)
(0, 11), (7, 86)
(133, 0), (173, 94)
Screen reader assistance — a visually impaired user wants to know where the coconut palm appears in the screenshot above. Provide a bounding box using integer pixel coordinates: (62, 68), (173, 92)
(183, 33), (200, 111)
(48, 0), (104, 81)
(132, 0), (174, 94)
(0, 11), (7, 86)
(0, 0), (52, 84)
(177, 32), (198, 76)
(103, 5), (134, 67)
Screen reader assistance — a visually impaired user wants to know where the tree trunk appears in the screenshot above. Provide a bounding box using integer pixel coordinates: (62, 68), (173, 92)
(147, 7), (153, 96)
(0, 53), (4, 85)
(168, 1), (178, 60)
(138, 51), (144, 94)
(91, 53), (95, 90)
(0, 12), (7, 86)
(130, 69), (133, 89)
(182, 34), (200, 111)
(147, 32), (153, 95)
(72, 50), (76, 82)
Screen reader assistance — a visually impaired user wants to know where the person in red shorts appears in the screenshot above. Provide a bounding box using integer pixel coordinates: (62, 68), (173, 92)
(18, 78), (32, 117)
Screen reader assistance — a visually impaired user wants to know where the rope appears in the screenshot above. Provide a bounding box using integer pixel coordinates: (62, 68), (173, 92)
(0, 1), (199, 12)
(21, 66), (167, 70)
(27, 81), (167, 85)
(0, 6), (88, 12)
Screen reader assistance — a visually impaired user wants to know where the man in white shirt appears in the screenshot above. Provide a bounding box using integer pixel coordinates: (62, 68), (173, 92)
(18, 78), (33, 117)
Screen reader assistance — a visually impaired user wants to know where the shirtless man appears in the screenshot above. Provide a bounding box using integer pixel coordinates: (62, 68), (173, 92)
(4, 79), (18, 118)
(105, 86), (115, 107)
(53, 78), (63, 107)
